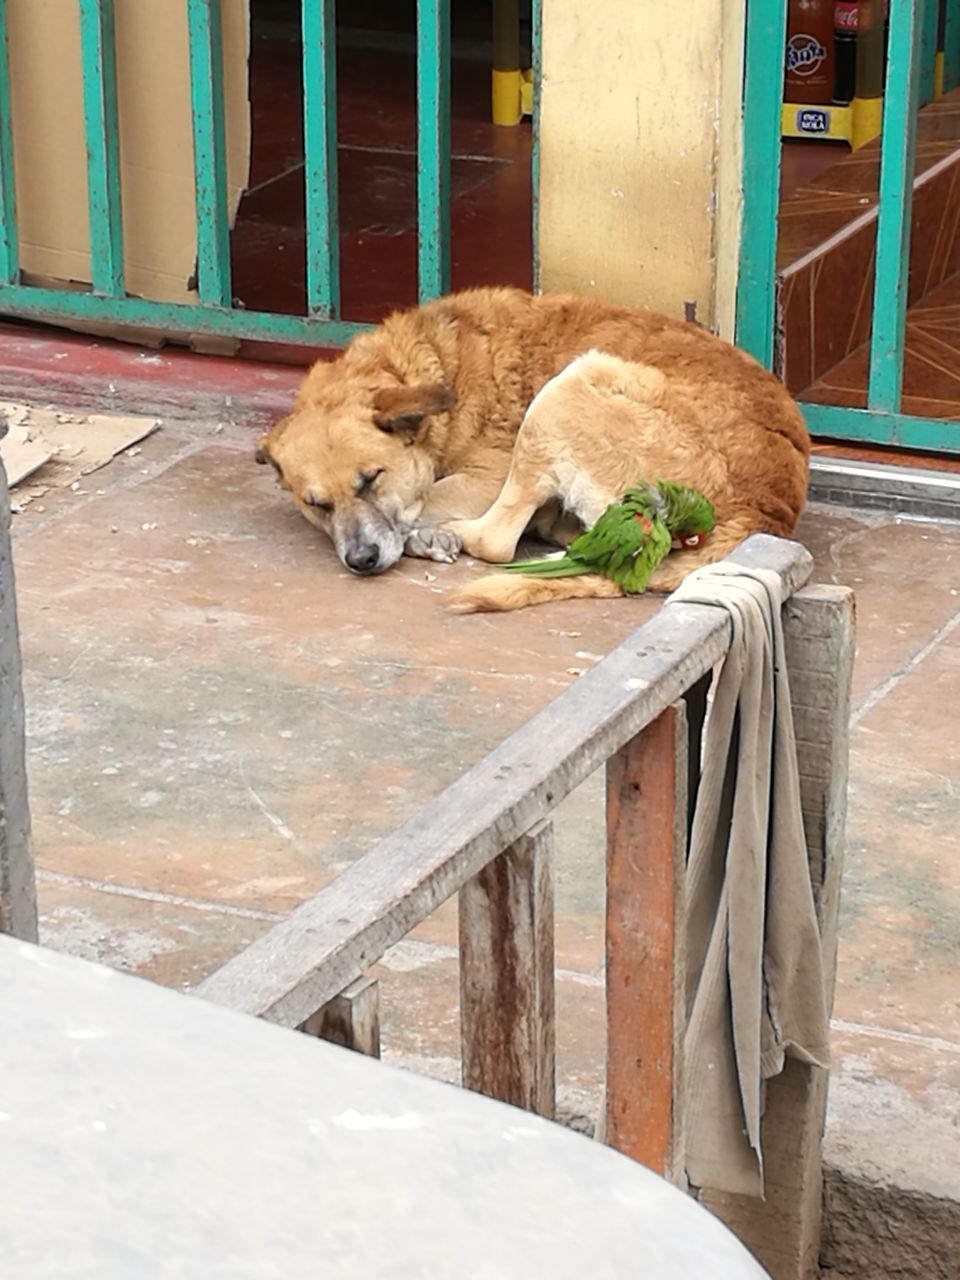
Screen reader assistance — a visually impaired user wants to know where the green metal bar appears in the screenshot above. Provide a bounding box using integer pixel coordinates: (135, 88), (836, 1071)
(867, 0), (922, 414)
(946, 0), (960, 90)
(531, 0), (542, 293)
(801, 401), (960, 455)
(416, 0), (451, 302)
(187, 0), (232, 307)
(919, 0), (939, 103)
(0, 282), (366, 346)
(0, 0), (19, 284)
(301, 0), (340, 318)
(735, 0), (788, 370)
(78, 0), (124, 297)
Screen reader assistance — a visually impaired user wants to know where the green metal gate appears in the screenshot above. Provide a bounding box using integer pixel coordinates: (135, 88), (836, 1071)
(0, 0), (539, 347)
(737, 0), (960, 455)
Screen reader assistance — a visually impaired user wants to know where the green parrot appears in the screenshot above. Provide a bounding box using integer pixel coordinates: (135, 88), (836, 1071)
(501, 479), (716, 595)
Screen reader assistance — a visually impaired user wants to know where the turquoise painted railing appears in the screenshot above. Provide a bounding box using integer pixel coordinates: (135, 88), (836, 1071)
(737, 0), (960, 455)
(0, 0), (477, 347)
(417, 0), (451, 304)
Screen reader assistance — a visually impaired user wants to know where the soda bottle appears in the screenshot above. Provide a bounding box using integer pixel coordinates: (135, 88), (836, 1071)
(785, 0), (836, 104)
(855, 0), (887, 100)
(833, 1), (858, 105)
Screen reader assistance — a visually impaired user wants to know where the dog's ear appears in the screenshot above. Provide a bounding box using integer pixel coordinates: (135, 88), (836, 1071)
(255, 437), (281, 474)
(373, 384), (456, 437)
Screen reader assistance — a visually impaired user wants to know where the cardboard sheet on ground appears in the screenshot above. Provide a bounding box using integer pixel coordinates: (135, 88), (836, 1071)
(0, 403), (159, 511)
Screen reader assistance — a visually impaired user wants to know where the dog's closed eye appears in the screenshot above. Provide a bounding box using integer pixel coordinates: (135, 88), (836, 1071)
(306, 494), (333, 514)
(356, 468), (385, 495)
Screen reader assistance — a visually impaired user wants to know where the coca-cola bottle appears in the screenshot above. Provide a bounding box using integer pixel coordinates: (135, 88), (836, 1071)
(834, 1), (858, 104)
(785, 0), (836, 104)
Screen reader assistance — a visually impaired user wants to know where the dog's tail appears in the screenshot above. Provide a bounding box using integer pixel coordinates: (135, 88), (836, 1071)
(448, 572), (624, 614)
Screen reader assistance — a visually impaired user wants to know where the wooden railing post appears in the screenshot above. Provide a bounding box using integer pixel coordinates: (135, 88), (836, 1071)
(700, 585), (855, 1280)
(459, 820), (555, 1117)
(0, 456), (36, 942)
(604, 702), (688, 1185)
(301, 974), (381, 1058)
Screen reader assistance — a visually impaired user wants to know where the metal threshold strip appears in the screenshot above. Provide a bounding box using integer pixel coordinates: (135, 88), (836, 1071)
(808, 455), (960, 523)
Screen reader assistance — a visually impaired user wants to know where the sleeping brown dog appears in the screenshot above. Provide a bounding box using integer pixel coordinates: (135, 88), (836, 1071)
(255, 287), (809, 612)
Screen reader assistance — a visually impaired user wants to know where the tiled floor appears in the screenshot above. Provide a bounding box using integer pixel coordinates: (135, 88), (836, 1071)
(778, 89), (960, 402)
(777, 90), (960, 271)
(10, 409), (959, 1192)
(805, 269), (960, 421)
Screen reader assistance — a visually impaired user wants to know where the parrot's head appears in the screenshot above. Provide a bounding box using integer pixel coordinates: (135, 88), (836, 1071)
(681, 492), (716, 536)
(656, 480), (716, 547)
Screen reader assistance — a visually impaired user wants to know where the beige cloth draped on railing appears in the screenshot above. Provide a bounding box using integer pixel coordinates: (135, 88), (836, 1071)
(672, 564), (830, 1198)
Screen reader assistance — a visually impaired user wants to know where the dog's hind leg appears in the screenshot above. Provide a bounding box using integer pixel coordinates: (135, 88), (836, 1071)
(446, 377), (613, 565)
(529, 500), (583, 547)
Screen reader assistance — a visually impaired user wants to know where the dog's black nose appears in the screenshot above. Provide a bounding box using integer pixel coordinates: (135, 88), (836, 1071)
(345, 544), (380, 574)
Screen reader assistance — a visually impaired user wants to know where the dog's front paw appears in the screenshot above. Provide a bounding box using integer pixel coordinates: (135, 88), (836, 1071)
(445, 518), (516, 565)
(404, 524), (462, 563)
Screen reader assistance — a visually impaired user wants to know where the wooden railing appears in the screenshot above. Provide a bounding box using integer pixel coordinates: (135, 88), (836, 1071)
(196, 532), (855, 1279)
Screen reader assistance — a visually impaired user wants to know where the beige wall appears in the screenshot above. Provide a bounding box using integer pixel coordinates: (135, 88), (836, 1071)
(538, 0), (745, 338)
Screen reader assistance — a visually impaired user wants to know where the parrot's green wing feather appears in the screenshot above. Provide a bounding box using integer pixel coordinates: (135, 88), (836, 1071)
(619, 517), (672, 593)
(500, 554), (592, 578)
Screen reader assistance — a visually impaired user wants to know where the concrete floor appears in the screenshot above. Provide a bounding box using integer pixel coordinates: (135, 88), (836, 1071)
(9, 410), (960, 1207)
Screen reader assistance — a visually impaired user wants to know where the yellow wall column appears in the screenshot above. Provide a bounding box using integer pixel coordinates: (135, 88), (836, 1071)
(538, 0), (746, 339)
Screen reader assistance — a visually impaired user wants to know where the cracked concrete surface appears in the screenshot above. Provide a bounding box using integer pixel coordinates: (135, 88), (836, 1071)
(6, 411), (960, 1274)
